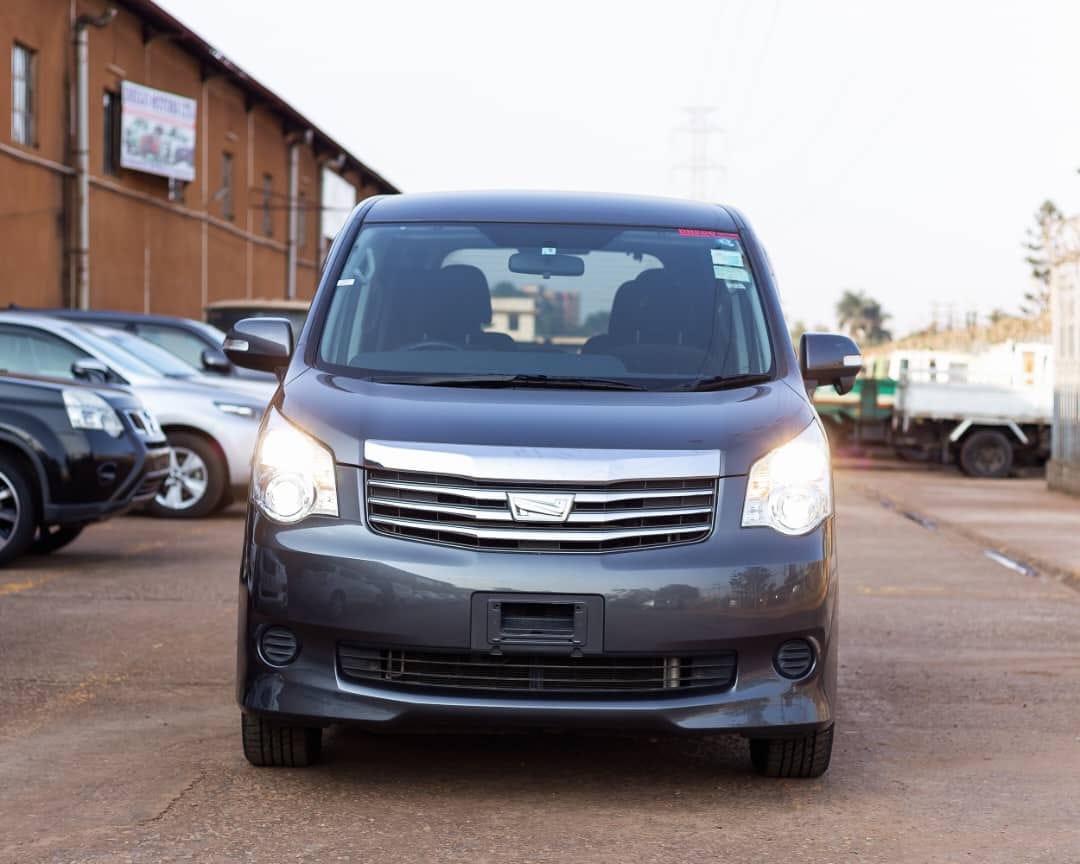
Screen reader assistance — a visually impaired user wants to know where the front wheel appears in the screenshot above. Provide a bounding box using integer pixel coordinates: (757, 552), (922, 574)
(241, 713), (322, 767)
(0, 456), (36, 566)
(749, 725), (834, 778)
(147, 432), (227, 519)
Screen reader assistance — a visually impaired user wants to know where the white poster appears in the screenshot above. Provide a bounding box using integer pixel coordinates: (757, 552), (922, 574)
(120, 81), (197, 182)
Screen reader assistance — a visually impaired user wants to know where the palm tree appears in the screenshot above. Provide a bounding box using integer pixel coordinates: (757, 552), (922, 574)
(835, 290), (892, 345)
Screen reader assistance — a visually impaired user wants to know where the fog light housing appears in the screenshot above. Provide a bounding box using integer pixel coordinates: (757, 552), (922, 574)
(259, 626), (299, 666)
(774, 639), (815, 679)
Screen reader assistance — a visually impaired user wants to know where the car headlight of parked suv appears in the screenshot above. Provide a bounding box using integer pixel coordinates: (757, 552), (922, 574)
(62, 388), (124, 437)
(253, 408), (338, 524)
(741, 420), (832, 536)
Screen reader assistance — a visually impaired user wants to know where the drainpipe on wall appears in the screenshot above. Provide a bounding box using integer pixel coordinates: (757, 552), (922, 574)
(285, 129), (313, 301)
(72, 7), (116, 310)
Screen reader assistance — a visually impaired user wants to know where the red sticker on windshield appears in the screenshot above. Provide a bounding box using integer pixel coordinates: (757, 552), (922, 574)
(677, 228), (739, 239)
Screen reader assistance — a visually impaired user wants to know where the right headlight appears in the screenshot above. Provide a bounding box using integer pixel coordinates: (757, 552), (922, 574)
(741, 420), (832, 536)
(253, 408), (338, 524)
(62, 389), (124, 437)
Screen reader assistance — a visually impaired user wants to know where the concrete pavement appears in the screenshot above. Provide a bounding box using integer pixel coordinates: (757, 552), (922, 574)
(847, 468), (1080, 589)
(0, 471), (1078, 863)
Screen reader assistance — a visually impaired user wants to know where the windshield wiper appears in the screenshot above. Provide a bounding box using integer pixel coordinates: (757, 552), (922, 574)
(673, 373), (773, 392)
(370, 373), (647, 391)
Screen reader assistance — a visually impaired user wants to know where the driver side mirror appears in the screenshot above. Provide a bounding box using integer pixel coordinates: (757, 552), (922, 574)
(223, 317), (293, 378)
(71, 357), (112, 384)
(800, 332), (862, 395)
(200, 346), (232, 375)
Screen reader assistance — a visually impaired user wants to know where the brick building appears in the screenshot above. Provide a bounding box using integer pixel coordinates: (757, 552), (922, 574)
(0, 0), (396, 318)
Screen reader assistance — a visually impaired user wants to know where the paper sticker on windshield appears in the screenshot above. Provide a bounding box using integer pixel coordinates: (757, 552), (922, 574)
(337, 277), (356, 286)
(711, 249), (744, 267)
(714, 265), (751, 282)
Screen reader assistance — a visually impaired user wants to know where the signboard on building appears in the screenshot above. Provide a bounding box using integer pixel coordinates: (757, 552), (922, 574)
(120, 81), (196, 182)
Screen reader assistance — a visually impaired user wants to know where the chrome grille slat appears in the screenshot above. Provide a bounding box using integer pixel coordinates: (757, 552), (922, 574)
(368, 496), (712, 524)
(368, 516), (709, 543)
(365, 467), (717, 552)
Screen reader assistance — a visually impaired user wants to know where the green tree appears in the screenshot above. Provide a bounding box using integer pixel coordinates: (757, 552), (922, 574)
(835, 290), (892, 345)
(1022, 199), (1061, 317)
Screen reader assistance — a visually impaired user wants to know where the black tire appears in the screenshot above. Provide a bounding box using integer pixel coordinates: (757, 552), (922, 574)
(241, 713), (322, 767)
(958, 429), (1013, 479)
(0, 455), (36, 567)
(147, 431), (228, 519)
(31, 523), (85, 554)
(749, 725), (834, 778)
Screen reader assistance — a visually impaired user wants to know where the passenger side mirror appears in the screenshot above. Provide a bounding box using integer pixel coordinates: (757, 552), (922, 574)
(223, 317), (293, 378)
(800, 332), (862, 395)
(200, 346), (232, 375)
(71, 357), (111, 384)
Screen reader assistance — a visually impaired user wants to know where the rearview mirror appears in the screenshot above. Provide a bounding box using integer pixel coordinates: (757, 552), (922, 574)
(800, 332), (862, 395)
(200, 346), (232, 375)
(509, 251), (585, 278)
(71, 357), (111, 384)
(223, 317), (293, 378)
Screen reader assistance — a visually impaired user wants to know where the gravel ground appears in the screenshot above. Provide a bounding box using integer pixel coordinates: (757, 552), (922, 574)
(1, 471), (1078, 863)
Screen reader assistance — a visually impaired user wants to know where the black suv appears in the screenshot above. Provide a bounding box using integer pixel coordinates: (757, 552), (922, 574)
(0, 373), (171, 564)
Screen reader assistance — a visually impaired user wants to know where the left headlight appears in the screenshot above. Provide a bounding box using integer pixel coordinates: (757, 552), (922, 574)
(62, 389), (124, 438)
(741, 420), (832, 536)
(253, 408), (338, 524)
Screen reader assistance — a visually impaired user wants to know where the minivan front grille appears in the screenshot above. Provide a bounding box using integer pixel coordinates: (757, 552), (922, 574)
(365, 469), (716, 553)
(338, 645), (737, 696)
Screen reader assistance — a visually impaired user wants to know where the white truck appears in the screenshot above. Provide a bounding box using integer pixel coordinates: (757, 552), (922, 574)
(889, 342), (1053, 477)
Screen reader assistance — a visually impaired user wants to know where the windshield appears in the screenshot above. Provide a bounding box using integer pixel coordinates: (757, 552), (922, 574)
(94, 328), (201, 377)
(317, 222), (773, 390)
(64, 325), (166, 379)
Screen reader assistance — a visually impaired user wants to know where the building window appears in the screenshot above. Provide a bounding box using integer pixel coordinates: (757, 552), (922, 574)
(221, 152), (234, 221)
(103, 90), (120, 174)
(262, 173), (273, 236)
(508, 313), (520, 330)
(297, 191), (307, 251)
(11, 43), (36, 146)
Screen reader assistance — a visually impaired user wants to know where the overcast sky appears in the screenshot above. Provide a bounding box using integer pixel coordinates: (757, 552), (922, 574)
(161, 0), (1080, 335)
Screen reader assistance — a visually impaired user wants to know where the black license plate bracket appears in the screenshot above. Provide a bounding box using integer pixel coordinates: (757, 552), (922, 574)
(470, 593), (604, 655)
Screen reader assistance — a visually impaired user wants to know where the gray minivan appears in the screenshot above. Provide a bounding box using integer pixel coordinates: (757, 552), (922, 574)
(225, 191), (860, 777)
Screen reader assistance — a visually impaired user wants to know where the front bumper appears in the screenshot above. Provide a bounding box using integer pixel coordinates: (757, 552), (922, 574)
(237, 476), (838, 737)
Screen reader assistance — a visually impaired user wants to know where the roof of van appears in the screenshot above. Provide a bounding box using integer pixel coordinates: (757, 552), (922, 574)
(364, 191), (739, 230)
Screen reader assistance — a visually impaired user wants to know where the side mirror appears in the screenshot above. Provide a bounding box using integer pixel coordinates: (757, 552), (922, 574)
(800, 332), (862, 395)
(71, 357), (111, 384)
(200, 346), (232, 375)
(223, 317), (293, 378)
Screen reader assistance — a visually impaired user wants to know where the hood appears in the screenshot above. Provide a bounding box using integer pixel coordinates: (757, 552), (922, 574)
(279, 371), (815, 478)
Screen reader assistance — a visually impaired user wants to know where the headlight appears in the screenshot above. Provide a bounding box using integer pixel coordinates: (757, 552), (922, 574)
(215, 401), (260, 419)
(741, 421), (832, 536)
(253, 408), (338, 523)
(62, 389), (124, 438)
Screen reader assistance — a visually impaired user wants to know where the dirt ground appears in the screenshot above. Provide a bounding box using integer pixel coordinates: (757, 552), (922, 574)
(1, 471), (1078, 863)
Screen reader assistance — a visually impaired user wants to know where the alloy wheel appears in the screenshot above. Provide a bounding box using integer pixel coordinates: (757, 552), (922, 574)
(0, 470), (21, 551)
(155, 446), (209, 511)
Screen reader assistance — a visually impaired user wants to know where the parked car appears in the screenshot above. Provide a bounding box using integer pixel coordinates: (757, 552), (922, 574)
(11, 306), (275, 383)
(205, 299), (309, 336)
(0, 313), (265, 518)
(226, 190), (861, 777)
(0, 371), (170, 565)
(83, 325), (275, 403)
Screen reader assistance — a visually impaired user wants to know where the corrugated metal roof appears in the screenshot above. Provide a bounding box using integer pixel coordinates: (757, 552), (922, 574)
(116, 0), (399, 194)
